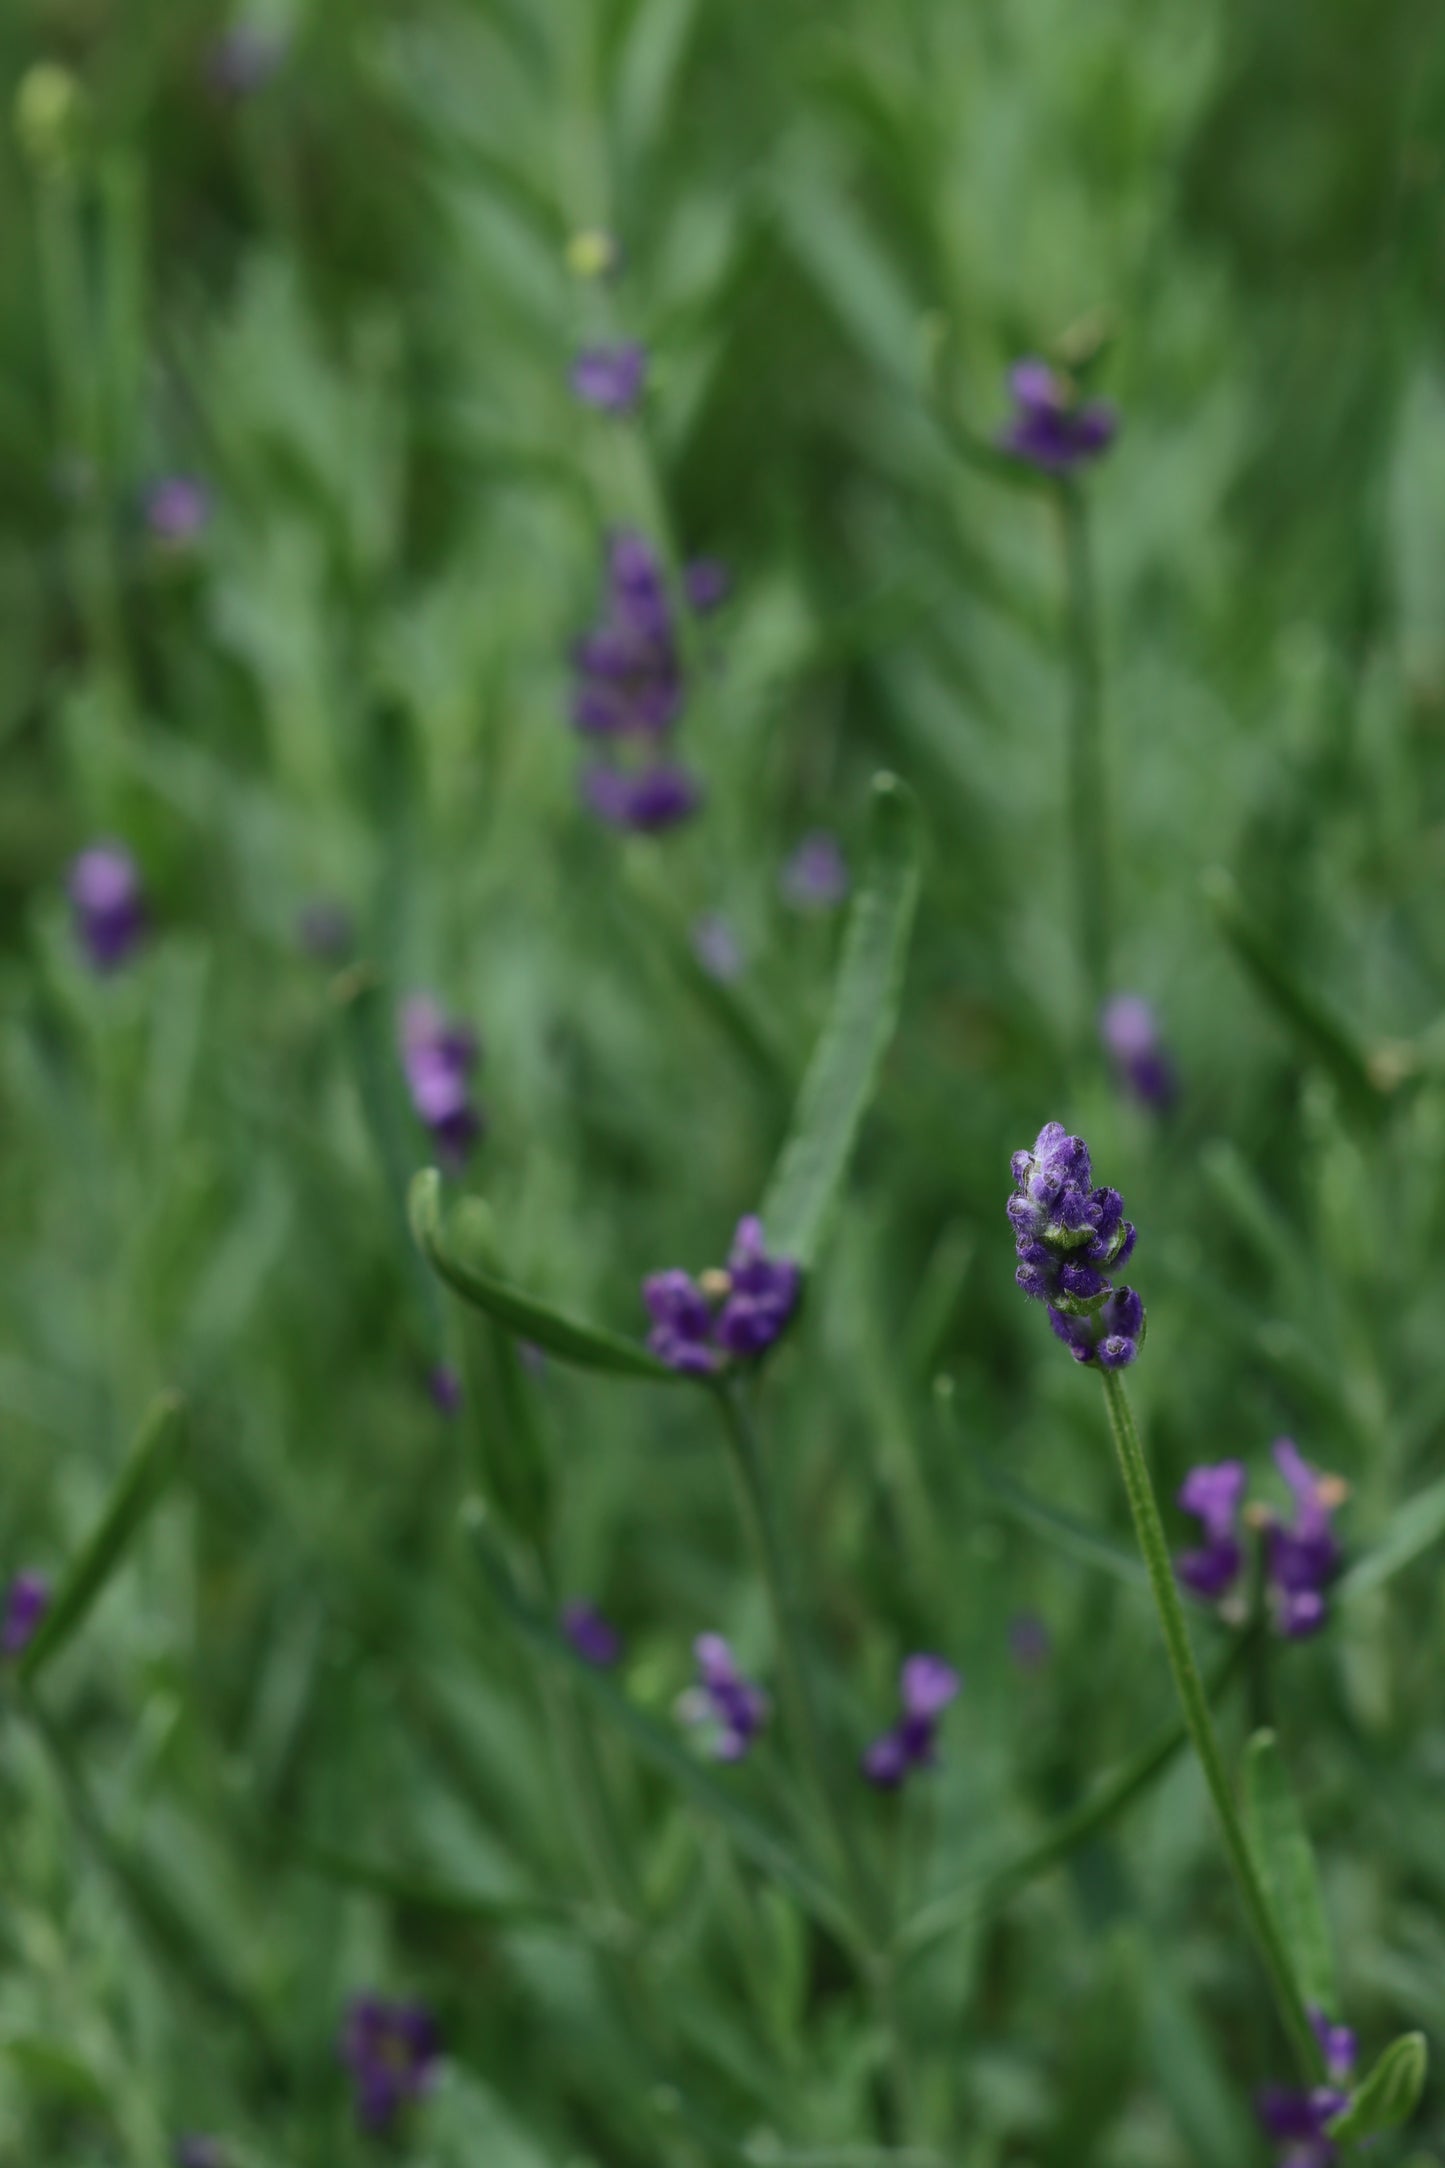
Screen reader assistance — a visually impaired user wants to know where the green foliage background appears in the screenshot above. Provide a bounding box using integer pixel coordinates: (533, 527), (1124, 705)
(1, 0), (1444, 2161)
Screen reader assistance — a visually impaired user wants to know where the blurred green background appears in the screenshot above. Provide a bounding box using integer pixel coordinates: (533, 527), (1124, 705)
(2, 1), (1445, 2162)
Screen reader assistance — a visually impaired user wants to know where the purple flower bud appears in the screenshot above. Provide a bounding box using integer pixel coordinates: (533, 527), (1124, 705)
(206, 23), (286, 98)
(296, 899), (354, 961)
(1101, 995), (1177, 1110)
(144, 476), (211, 546)
(338, 1996), (441, 2133)
(1255, 2078), (1351, 2165)
(679, 1634), (768, 1761)
(1175, 1460), (1247, 1603)
(562, 1601), (623, 1668)
(781, 832), (849, 911)
(691, 914), (744, 982)
(1263, 1439), (1344, 1640)
(1009, 1124), (1142, 1367)
(643, 1219), (799, 1371)
(427, 1364), (463, 1417)
(683, 558), (730, 614)
(999, 358), (1117, 475)
(643, 1270), (719, 1375)
(399, 996), (484, 1167)
(862, 1652), (961, 1790)
(1310, 2009), (1358, 2088)
(581, 761), (702, 833)
(2, 1572), (49, 1659)
(68, 843), (146, 973)
(570, 343), (648, 414)
(570, 530), (714, 830)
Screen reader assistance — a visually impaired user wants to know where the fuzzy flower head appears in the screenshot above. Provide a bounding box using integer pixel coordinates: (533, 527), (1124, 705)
(570, 343), (647, 414)
(1100, 994), (1177, 1111)
(68, 844), (146, 973)
(643, 1218), (800, 1374)
(570, 531), (705, 833)
(2, 1572), (49, 1659)
(679, 1633), (769, 1761)
(399, 997), (483, 1168)
(1008, 1122), (1141, 1367)
(1174, 1444), (1345, 1639)
(562, 1601), (623, 1669)
(1256, 2011), (1356, 2167)
(862, 1654), (961, 1790)
(999, 359), (1117, 475)
(338, 1995), (441, 2133)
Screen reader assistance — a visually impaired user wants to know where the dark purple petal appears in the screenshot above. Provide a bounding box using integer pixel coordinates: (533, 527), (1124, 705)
(427, 1364), (463, 1417)
(900, 1653), (961, 1719)
(562, 1601), (623, 1668)
(68, 842), (147, 973)
(145, 476), (211, 544)
(570, 343), (648, 414)
(3, 1572), (50, 1659)
(581, 762), (702, 832)
(781, 831), (849, 910)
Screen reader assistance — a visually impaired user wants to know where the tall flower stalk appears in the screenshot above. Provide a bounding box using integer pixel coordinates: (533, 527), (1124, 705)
(1060, 483), (1110, 1014)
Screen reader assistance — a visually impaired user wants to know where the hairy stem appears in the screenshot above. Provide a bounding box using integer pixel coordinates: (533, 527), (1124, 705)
(1059, 481), (1108, 1017)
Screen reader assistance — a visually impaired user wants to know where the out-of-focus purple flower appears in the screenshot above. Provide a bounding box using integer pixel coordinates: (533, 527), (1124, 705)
(144, 477), (211, 546)
(1175, 1461), (1247, 1603)
(999, 359), (1117, 475)
(399, 996), (483, 1167)
(296, 900), (354, 962)
(679, 1633), (768, 1761)
(571, 531), (710, 835)
(643, 1218), (800, 1373)
(691, 913), (744, 982)
(1008, 1612), (1052, 1671)
(1264, 1439), (1345, 1639)
(862, 1654), (961, 1790)
(2, 1573), (50, 1659)
(570, 343), (648, 415)
(581, 761), (702, 832)
(427, 1364), (463, 1417)
(781, 832), (849, 911)
(1310, 2009), (1357, 2087)
(1257, 2014), (1356, 2166)
(562, 1601), (623, 1668)
(1008, 1123), (1141, 1367)
(338, 1995), (441, 2133)
(1100, 994), (1177, 1111)
(68, 843), (147, 973)
(683, 558), (730, 614)
(174, 2139), (226, 2168)
(206, 23), (286, 98)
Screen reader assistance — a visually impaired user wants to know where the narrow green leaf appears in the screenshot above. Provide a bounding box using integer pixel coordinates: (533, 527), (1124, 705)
(1338, 1474), (1445, 1603)
(462, 1503), (859, 1948)
(761, 774), (922, 1268)
(334, 964), (442, 1333)
(448, 1197), (553, 1540)
(410, 1171), (682, 1385)
(1327, 2033), (1428, 2144)
(297, 1843), (583, 1929)
(1242, 1730), (1337, 2013)
(19, 1392), (186, 1685)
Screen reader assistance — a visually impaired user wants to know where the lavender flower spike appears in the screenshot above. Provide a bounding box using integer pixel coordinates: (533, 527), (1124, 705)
(999, 358), (1117, 476)
(562, 1601), (623, 1669)
(338, 1995), (441, 2133)
(1264, 1439), (1345, 1639)
(1101, 994), (1177, 1111)
(400, 996), (484, 1168)
(1175, 1461), (1247, 1605)
(570, 530), (707, 834)
(2, 1572), (50, 1658)
(643, 1269), (719, 1375)
(863, 1653), (961, 1790)
(643, 1218), (800, 1372)
(1008, 1122), (1142, 1367)
(679, 1633), (769, 1761)
(69, 843), (147, 973)
(571, 343), (648, 414)
(1257, 2013), (1356, 2166)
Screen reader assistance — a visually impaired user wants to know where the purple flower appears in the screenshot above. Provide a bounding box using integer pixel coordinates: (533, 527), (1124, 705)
(427, 1364), (463, 1417)
(68, 844), (146, 973)
(206, 23), (286, 98)
(1175, 1461), (1247, 1603)
(1008, 1612), (1052, 1671)
(1100, 995), (1177, 1111)
(338, 1995), (441, 2133)
(1264, 1439), (1345, 1639)
(571, 532), (710, 835)
(144, 476), (211, 545)
(683, 558), (730, 614)
(174, 2140), (226, 2168)
(781, 832), (849, 911)
(581, 761), (702, 832)
(562, 1601), (623, 1668)
(1008, 1123), (1142, 1366)
(643, 1218), (801, 1373)
(691, 914), (744, 982)
(296, 899), (354, 962)
(1257, 2014), (1355, 2166)
(679, 1634), (768, 1761)
(399, 997), (483, 1167)
(570, 343), (648, 414)
(862, 1654), (961, 1790)
(3, 1573), (49, 1659)
(999, 359), (1117, 475)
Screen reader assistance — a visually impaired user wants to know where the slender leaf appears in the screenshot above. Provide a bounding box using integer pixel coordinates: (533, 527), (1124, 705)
(20, 1391), (186, 1685)
(297, 1843), (584, 1929)
(448, 1198), (553, 1540)
(1327, 2033), (1427, 2144)
(461, 1502), (859, 1947)
(1243, 1730), (1336, 2013)
(410, 1171), (682, 1384)
(334, 964), (442, 1332)
(761, 774), (922, 1267)
(1338, 1474), (1445, 1603)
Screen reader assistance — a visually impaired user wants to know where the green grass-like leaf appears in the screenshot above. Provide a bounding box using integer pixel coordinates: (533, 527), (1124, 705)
(1242, 1729), (1337, 2016)
(1328, 2032), (1428, 2144)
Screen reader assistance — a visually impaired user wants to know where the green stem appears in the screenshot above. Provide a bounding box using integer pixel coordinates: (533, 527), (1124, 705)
(1099, 1371), (1320, 2078)
(1059, 481), (1108, 1016)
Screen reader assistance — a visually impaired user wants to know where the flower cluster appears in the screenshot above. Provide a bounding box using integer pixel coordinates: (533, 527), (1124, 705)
(1100, 994), (1177, 1111)
(1176, 1441), (1345, 1639)
(399, 996), (483, 1168)
(562, 1600), (623, 1669)
(571, 531), (724, 834)
(3, 1572), (49, 1659)
(998, 359), (1117, 475)
(1257, 2010), (1356, 2166)
(1007, 1123), (1142, 1369)
(338, 1995), (441, 2132)
(69, 843), (147, 973)
(861, 1654), (961, 1790)
(644, 1217), (800, 1374)
(679, 1634), (769, 1761)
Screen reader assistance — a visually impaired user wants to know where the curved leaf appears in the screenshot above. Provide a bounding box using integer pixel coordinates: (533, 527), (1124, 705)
(1243, 1730), (1336, 2014)
(410, 1171), (682, 1385)
(761, 774), (922, 1268)
(20, 1392), (186, 1686)
(1328, 2033), (1427, 2145)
